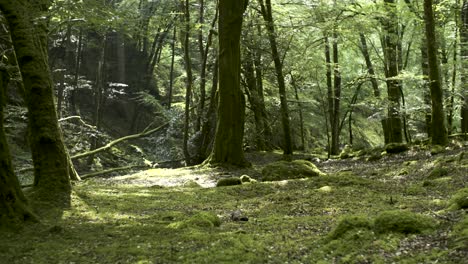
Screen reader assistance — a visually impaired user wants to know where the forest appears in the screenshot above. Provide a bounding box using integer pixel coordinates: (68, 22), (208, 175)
(0, 0), (467, 263)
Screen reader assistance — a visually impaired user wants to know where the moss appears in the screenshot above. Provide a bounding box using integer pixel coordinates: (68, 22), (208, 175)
(182, 180), (201, 188)
(427, 167), (449, 179)
(261, 160), (325, 181)
(339, 145), (354, 159)
(447, 188), (468, 210)
(374, 210), (436, 234)
(240, 175), (256, 183)
(385, 143), (409, 154)
(216, 177), (242, 187)
(318, 186), (332, 193)
(168, 211), (221, 229)
(430, 145), (445, 155)
(328, 215), (373, 240)
(452, 215), (468, 249)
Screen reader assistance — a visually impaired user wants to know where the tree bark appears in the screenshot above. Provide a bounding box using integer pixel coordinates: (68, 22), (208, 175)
(0, 0), (72, 199)
(382, 0), (403, 144)
(461, 0), (468, 135)
(0, 65), (37, 230)
(182, 0), (194, 165)
(205, 0), (249, 166)
(424, 0), (448, 145)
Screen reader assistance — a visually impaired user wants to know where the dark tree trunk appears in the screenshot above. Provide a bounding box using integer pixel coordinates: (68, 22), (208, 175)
(167, 26), (176, 109)
(424, 0), (448, 145)
(1, 0), (72, 199)
(205, 0), (249, 166)
(461, 0), (468, 135)
(325, 36), (334, 154)
(258, 0), (293, 157)
(182, 0), (194, 165)
(382, 0), (403, 143)
(421, 40), (433, 138)
(331, 32), (341, 154)
(0, 66), (37, 230)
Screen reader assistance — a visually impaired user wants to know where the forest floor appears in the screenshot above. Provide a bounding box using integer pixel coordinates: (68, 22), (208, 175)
(1, 145), (468, 263)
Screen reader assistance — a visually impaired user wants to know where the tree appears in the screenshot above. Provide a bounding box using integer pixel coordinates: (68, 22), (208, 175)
(204, 0), (249, 167)
(0, 65), (37, 230)
(182, 0), (194, 165)
(423, 0), (448, 145)
(461, 0), (468, 135)
(381, 0), (403, 144)
(258, 0), (293, 157)
(0, 0), (72, 200)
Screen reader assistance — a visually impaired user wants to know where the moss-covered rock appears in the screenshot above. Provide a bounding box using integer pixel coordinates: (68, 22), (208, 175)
(385, 143), (409, 154)
(168, 212), (221, 229)
(183, 180), (201, 188)
(428, 166), (449, 179)
(216, 177), (242, 187)
(240, 175), (256, 183)
(430, 145), (445, 155)
(328, 215), (373, 240)
(318, 186), (332, 193)
(261, 160), (325, 181)
(374, 210), (436, 234)
(339, 145), (354, 159)
(447, 188), (468, 210)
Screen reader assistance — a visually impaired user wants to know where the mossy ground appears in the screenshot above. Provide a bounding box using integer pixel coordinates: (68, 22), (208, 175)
(1, 147), (467, 263)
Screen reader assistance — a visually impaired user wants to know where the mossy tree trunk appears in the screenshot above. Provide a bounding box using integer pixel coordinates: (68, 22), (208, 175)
(461, 0), (468, 135)
(258, 0), (293, 157)
(205, 0), (249, 167)
(382, 0), (403, 144)
(182, 0), (194, 165)
(0, 65), (37, 230)
(0, 0), (72, 198)
(423, 0), (448, 146)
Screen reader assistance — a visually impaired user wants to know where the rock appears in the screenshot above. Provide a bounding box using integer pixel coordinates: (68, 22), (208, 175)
(385, 143), (409, 154)
(318, 186), (332, 193)
(261, 160), (326, 182)
(216, 177), (242, 187)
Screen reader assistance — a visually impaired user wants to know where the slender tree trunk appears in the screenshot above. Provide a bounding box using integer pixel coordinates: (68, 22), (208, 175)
(71, 28), (83, 116)
(421, 40), (432, 137)
(447, 2), (459, 135)
(1, 0), (72, 199)
(167, 26), (176, 109)
(205, 0), (249, 166)
(0, 66), (37, 230)
(331, 32), (341, 154)
(424, 0), (448, 145)
(291, 75), (305, 150)
(325, 36), (333, 154)
(182, 0), (193, 165)
(359, 33), (380, 97)
(258, 0), (293, 157)
(461, 0), (468, 135)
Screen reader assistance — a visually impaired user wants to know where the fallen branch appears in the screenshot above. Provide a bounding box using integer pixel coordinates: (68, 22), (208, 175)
(71, 122), (170, 160)
(59, 115), (96, 130)
(81, 164), (148, 179)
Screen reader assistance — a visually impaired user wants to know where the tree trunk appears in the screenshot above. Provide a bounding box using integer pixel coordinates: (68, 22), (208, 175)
(205, 0), (249, 166)
(421, 40), (433, 138)
(359, 33), (380, 97)
(382, 0), (403, 143)
(461, 0), (468, 135)
(1, 0), (72, 199)
(291, 74), (305, 150)
(258, 0), (293, 157)
(182, 0), (194, 165)
(331, 32), (341, 154)
(0, 66), (37, 230)
(424, 0), (448, 145)
(167, 26), (176, 109)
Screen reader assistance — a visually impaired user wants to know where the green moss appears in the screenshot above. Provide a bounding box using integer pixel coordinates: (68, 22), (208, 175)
(216, 177), (242, 187)
(447, 188), (468, 210)
(452, 215), (468, 249)
(385, 143), (409, 154)
(339, 145), (354, 159)
(240, 175), (256, 183)
(261, 160), (325, 181)
(428, 166), (449, 179)
(328, 215), (373, 240)
(374, 210), (436, 234)
(168, 211), (221, 229)
(183, 180), (201, 188)
(430, 145), (445, 155)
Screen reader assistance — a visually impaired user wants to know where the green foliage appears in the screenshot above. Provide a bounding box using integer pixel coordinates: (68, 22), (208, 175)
(428, 166), (449, 179)
(261, 160), (325, 181)
(374, 210), (436, 234)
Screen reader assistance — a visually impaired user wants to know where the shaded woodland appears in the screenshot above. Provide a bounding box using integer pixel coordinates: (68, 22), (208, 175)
(0, 0), (467, 263)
